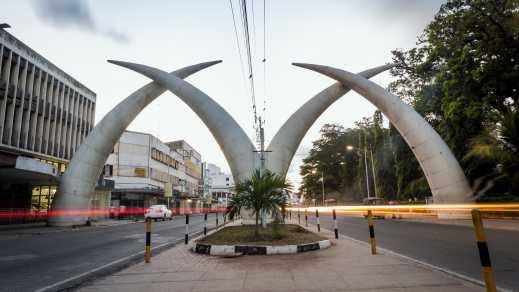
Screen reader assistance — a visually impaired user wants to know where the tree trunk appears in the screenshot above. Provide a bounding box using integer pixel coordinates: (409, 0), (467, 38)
(262, 210), (267, 228)
(255, 212), (259, 238)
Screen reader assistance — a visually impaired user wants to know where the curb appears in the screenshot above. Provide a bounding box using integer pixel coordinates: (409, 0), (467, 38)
(193, 239), (331, 256)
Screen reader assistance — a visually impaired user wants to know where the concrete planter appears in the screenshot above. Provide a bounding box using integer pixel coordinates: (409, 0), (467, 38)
(193, 239), (331, 256)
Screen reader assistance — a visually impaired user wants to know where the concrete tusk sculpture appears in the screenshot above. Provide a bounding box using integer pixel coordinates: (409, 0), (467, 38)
(47, 59), (400, 226)
(107, 60), (258, 183)
(48, 61), (222, 226)
(292, 63), (473, 204)
(266, 64), (394, 177)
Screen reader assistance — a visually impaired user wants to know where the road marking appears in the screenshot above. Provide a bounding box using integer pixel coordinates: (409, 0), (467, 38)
(0, 254), (38, 261)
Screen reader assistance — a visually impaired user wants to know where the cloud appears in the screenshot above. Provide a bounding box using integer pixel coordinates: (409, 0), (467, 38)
(33, 0), (130, 44)
(352, 0), (446, 27)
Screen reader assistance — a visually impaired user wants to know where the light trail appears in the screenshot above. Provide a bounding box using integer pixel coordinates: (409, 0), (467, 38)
(0, 207), (227, 221)
(287, 203), (519, 218)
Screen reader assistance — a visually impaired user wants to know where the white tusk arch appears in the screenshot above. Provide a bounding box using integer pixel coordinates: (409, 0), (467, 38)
(266, 64), (393, 178)
(108, 60), (257, 183)
(292, 63), (473, 203)
(48, 61), (221, 226)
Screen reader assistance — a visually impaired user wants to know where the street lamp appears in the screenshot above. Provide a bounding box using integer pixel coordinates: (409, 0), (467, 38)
(346, 145), (378, 199)
(312, 168), (325, 206)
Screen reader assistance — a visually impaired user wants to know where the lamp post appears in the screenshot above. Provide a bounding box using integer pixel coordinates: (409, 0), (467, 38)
(346, 145), (377, 199)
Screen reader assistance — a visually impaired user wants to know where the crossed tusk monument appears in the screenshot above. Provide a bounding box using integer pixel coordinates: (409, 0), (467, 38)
(48, 60), (472, 226)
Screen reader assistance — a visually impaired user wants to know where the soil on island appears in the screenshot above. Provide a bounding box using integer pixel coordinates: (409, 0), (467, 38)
(197, 224), (326, 246)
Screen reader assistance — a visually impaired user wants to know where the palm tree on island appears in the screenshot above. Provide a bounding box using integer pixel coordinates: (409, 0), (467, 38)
(226, 169), (292, 237)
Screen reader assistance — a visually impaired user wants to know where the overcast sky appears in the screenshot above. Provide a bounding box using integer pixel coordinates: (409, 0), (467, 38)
(2, 0), (444, 187)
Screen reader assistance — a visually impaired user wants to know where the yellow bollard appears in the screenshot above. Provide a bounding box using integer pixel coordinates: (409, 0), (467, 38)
(367, 210), (376, 255)
(145, 218), (152, 263)
(471, 209), (497, 292)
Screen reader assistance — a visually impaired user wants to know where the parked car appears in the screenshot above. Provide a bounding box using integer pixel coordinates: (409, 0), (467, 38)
(145, 205), (173, 221)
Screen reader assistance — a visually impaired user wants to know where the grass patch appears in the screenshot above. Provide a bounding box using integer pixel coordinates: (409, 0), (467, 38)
(197, 224), (326, 245)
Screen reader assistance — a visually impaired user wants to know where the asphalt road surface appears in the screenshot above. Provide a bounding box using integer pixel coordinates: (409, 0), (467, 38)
(0, 213), (219, 292)
(304, 213), (519, 291)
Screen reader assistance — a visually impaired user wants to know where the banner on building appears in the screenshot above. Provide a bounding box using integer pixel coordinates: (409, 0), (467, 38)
(134, 167), (146, 177)
(164, 182), (173, 197)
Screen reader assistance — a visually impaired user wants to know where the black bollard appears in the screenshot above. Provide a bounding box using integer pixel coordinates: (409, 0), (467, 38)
(333, 209), (338, 239)
(185, 214), (189, 244)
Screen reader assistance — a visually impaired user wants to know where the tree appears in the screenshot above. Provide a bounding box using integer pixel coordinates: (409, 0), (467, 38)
(389, 0), (519, 199)
(464, 108), (519, 199)
(299, 0), (519, 202)
(226, 169), (292, 237)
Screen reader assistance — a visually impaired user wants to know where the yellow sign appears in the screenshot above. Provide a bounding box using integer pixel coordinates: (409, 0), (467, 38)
(134, 167), (146, 177)
(164, 183), (172, 197)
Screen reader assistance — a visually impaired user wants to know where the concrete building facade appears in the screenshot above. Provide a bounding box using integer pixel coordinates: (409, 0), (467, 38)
(104, 131), (203, 214)
(166, 140), (203, 198)
(0, 28), (98, 223)
(204, 163), (234, 207)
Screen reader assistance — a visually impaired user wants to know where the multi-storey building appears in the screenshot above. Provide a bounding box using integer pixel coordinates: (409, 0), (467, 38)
(166, 140), (203, 198)
(204, 163), (234, 207)
(0, 27), (97, 222)
(105, 131), (203, 214)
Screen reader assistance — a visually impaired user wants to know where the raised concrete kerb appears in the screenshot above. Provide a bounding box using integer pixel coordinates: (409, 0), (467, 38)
(193, 240), (331, 256)
(49, 61), (222, 226)
(292, 62), (473, 204)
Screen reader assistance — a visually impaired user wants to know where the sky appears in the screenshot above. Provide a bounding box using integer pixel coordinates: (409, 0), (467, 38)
(2, 0), (445, 188)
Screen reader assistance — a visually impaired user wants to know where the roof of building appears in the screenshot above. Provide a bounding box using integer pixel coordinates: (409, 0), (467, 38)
(0, 28), (96, 100)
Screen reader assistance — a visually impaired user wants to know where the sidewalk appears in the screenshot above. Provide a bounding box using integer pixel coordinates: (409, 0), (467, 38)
(77, 223), (482, 292)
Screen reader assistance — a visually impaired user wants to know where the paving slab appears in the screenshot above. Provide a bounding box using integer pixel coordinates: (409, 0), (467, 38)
(77, 222), (483, 292)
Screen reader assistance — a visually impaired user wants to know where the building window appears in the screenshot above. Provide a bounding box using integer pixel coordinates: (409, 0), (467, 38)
(104, 164), (113, 177)
(31, 186), (57, 212)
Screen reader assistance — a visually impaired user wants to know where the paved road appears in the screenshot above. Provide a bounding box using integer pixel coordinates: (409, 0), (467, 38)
(303, 213), (519, 291)
(0, 213), (221, 292)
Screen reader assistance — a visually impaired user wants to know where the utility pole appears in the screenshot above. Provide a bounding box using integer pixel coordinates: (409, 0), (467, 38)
(321, 171), (325, 206)
(369, 145), (378, 198)
(253, 119), (271, 228)
(364, 146), (371, 199)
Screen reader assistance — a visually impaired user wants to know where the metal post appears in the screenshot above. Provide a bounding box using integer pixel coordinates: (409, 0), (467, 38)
(223, 213), (226, 225)
(298, 208), (301, 224)
(369, 146), (378, 198)
(216, 211), (219, 227)
(367, 210), (376, 255)
(145, 218), (151, 263)
(364, 149), (371, 199)
(305, 208), (308, 227)
(316, 209), (320, 232)
(184, 214), (189, 244)
(289, 210), (292, 221)
(204, 212), (208, 236)
(333, 209), (338, 239)
(471, 209), (496, 292)
(321, 171), (325, 206)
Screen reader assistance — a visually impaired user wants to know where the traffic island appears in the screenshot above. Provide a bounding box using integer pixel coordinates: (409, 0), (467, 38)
(193, 224), (331, 256)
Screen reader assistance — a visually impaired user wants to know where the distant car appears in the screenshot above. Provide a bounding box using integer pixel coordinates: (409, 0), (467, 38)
(145, 205), (173, 221)
(362, 197), (387, 205)
(109, 205), (128, 219)
(363, 198), (386, 219)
